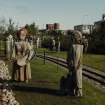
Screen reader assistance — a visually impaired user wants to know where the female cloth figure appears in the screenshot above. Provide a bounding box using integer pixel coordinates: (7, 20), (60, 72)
(6, 35), (14, 60)
(12, 27), (34, 83)
(67, 30), (83, 97)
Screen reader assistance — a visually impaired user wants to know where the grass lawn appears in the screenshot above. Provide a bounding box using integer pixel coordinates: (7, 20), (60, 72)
(36, 48), (105, 72)
(7, 58), (105, 105)
(83, 54), (105, 71)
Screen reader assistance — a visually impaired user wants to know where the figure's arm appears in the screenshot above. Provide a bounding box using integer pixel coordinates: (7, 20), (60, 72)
(67, 45), (74, 71)
(12, 44), (16, 59)
(27, 42), (35, 61)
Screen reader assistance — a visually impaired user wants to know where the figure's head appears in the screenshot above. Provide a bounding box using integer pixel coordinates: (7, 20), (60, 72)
(73, 31), (82, 44)
(17, 27), (28, 40)
(70, 30), (82, 44)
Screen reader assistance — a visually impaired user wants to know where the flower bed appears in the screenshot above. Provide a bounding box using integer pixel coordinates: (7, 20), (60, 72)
(0, 60), (19, 105)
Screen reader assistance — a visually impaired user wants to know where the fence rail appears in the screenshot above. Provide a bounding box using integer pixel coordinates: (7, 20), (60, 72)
(37, 54), (105, 85)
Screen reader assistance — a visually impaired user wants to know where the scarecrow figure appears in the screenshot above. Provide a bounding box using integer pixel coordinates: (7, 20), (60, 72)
(12, 27), (34, 83)
(67, 30), (83, 97)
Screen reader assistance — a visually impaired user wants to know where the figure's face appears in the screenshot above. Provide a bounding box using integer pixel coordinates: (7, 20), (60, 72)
(73, 33), (82, 44)
(19, 30), (26, 40)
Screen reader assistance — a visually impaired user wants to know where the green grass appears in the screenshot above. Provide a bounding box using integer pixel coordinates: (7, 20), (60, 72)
(36, 48), (105, 72)
(83, 54), (105, 71)
(7, 58), (105, 105)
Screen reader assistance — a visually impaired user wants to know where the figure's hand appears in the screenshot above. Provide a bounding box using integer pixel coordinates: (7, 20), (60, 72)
(11, 58), (16, 62)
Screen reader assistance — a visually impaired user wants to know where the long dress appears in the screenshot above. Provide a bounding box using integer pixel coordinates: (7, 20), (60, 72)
(12, 40), (34, 82)
(67, 44), (83, 96)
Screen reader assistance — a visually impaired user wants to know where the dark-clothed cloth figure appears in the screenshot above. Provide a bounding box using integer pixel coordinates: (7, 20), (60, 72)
(82, 36), (88, 53)
(12, 27), (34, 83)
(67, 30), (83, 97)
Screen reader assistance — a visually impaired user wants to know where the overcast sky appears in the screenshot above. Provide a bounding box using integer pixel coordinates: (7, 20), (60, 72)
(0, 0), (105, 29)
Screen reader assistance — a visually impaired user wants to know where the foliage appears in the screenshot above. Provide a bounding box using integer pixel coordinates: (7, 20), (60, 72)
(0, 19), (6, 33)
(25, 22), (38, 36)
(41, 30), (69, 51)
(88, 26), (105, 54)
(60, 35), (70, 51)
(7, 18), (18, 36)
(42, 36), (53, 50)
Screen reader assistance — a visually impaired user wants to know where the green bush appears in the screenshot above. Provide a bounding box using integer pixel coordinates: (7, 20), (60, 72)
(42, 37), (53, 50)
(60, 35), (69, 51)
(88, 31), (105, 54)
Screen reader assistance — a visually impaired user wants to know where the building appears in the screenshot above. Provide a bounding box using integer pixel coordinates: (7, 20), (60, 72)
(54, 23), (60, 30)
(46, 24), (54, 30)
(46, 23), (60, 30)
(94, 14), (105, 32)
(74, 24), (93, 34)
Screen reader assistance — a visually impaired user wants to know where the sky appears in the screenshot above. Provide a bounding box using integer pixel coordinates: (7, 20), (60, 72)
(0, 0), (105, 29)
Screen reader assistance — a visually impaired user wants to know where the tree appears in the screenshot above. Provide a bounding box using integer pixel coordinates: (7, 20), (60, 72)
(25, 22), (38, 36)
(89, 29), (105, 54)
(0, 19), (7, 39)
(7, 18), (18, 36)
(42, 36), (53, 50)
